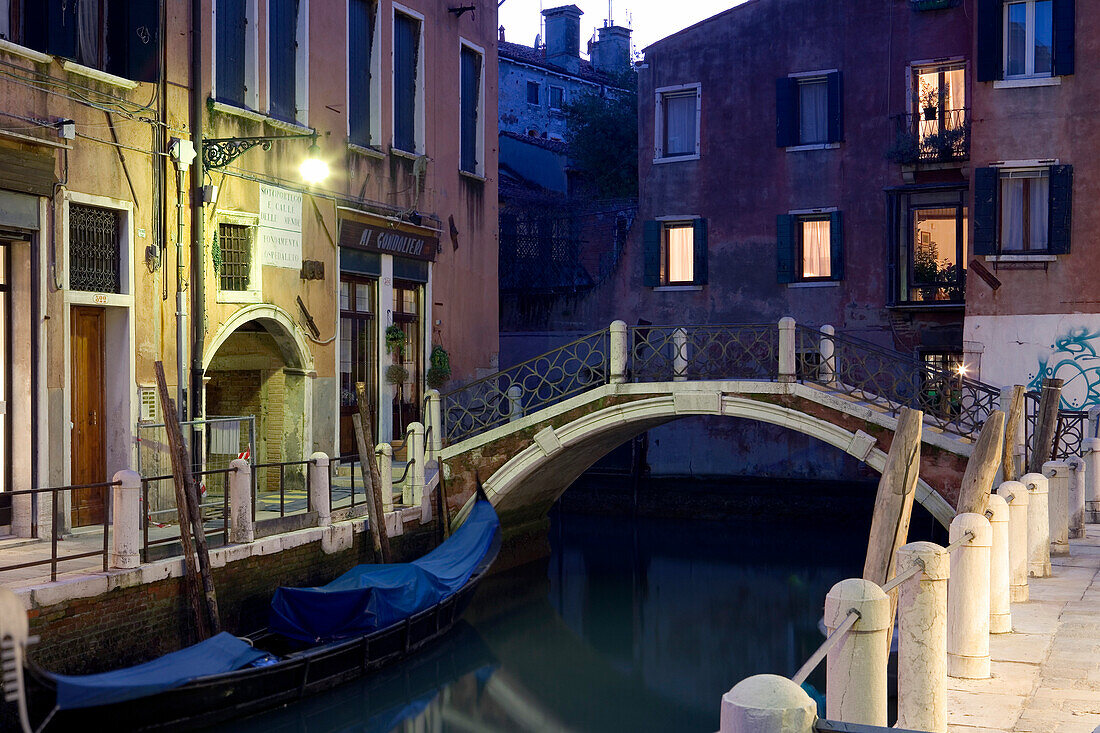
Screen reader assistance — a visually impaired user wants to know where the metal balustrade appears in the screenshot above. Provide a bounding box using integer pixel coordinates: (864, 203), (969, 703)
(628, 324), (778, 382)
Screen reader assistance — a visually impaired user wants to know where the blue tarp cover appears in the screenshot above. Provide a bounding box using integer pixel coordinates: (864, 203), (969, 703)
(269, 499), (500, 643)
(52, 632), (267, 710)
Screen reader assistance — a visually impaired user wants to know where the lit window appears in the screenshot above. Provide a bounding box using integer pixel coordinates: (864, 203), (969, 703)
(800, 218), (831, 278)
(664, 224), (694, 284)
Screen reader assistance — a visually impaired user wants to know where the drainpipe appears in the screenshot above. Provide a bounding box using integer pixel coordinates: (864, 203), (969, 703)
(189, 0), (205, 427)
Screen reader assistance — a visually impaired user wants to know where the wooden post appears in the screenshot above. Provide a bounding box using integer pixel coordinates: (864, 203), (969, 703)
(154, 362), (220, 639)
(956, 410), (1006, 516)
(436, 463), (451, 541)
(1028, 378), (1064, 474)
(355, 382), (392, 563)
(1001, 385), (1025, 482)
(863, 406), (922, 651)
(352, 414), (384, 561)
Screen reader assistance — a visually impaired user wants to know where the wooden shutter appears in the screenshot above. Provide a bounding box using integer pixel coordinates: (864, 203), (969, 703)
(976, 0), (1004, 82)
(642, 221), (661, 287)
(1053, 0), (1075, 77)
(885, 193), (899, 305)
(460, 48), (481, 173)
(25, 0), (78, 59)
(1048, 165), (1073, 254)
(777, 214), (794, 284)
(107, 0), (160, 83)
(269, 0), (298, 121)
(394, 13), (419, 153)
(973, 167), (999, 255)
(349, 0), (374, 145)
(216, 0), (246, 105)
(829, 211), (844, 280)
(826, 71), (843, 144)
(692, 218), (708, 286)
(775, 78), (797, 148)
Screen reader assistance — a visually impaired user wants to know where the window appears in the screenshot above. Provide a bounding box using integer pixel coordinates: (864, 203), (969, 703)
(526, 80), (540, 105)
(460, 44), (483, 175)
(549, 85), (564, 110)
(349, 0), (377, 146)
(215, 0), (257, 108)
(888, 187), (968, 304)
(269, 0), (306, 123)
(217, 222), (252, 291)
(1005, 0), (1053, 77)
(642, 219), (708, 287)
(69, 204), (121, 293)
(0, 242), (8, 514)
(391, 281), (422, 440)
(654, 84), (700, 161)
(977, 0), (1072, 81)
(339, 277), (377, 451)
(776, 72), (842, 147)
(920, 351), (964, 418)
(393, 10), (422, 153)
(776, 211), (843, 283)
(973, 165), (1072, 255)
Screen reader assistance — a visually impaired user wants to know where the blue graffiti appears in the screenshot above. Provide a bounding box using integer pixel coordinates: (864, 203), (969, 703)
(1027, 326), (1100, 409)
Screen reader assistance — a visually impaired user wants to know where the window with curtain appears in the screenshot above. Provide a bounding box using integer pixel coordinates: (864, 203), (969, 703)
(1005, 0), (1053, 77)
(460, 46), (482, 174)
(393, 12), (421, 153)
(798, 79), (828, 145)
(664, 224), (694, 284)
(800, 219), (831, 278)
(1000, 170), (1049, 251)
(663, 92), (697, 156)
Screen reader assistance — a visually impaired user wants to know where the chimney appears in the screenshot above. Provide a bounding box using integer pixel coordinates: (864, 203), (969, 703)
(499, 25), (505, 42)
(591, 24), (632, 74)
(541, 4), (583, 73)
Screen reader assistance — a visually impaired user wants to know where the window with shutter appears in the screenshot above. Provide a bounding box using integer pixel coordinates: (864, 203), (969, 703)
(643, 219), (707, 287)
(778, 212), (843, 283)
(269, 0), (299, 122)
(642, 221), (660, 287)
(349, 0), (376, 146)
(779, 72), (842, 148)
(1003, 0), (1055, 79)
(973, 167), (999, 254)
(976, 0), (1004, 81)
(998, 168), (1050, 252)
(1052, 0), (1074, 76)
(654, 84), (700, 161)
(692, 219), (708, 286)
(216, 0), (247, 106)
(1048, 164), (1072, 254)
(460, 46), (482, 174)
(394, 12), (421, 153)
(776, 78), (797, 148)
(777, 214), (794, 284)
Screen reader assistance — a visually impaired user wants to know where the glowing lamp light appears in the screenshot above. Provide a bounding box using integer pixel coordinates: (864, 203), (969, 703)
(956, 364), (968, 377)
(299, 143), (329, 184)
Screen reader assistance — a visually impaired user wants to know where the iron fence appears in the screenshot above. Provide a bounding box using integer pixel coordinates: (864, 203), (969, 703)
(252, 459), (314, 520)
(629, 324), (779, 382)
(1024, 391), (1091, 464)
(141, 467), (234, 561)
(887, 107), (970, 164)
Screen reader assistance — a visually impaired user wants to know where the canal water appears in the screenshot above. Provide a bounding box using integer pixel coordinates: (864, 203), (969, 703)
(215, 487), (888, 733)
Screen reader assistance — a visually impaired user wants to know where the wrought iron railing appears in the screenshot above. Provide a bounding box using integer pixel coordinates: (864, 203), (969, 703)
(887, 108), (970, 165)
(1024, 391), (1091, 463)
(628, 324), (778, 382)
(141, 467), (233, 561)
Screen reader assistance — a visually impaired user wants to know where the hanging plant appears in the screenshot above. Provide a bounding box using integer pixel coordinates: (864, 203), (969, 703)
(210, 229), (222, 274)
(385, 363), (409, 385)
(426, 346), (452, 389)
(384, 324), (407, 359)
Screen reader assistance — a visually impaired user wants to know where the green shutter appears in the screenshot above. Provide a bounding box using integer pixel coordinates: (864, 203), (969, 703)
(777, 214), (794, 284)
(827, 72), (843, 144)
(643, 220), (661, 287)
(977, 0), (1004, 82)
(693, 219), (708, 285)
(973, 167), (999, 255)
(1053, 0), (1075, 77)
(776, 78), (797, 148)
(829, 211), (844, 280)
(1048, 165), (1073, 254)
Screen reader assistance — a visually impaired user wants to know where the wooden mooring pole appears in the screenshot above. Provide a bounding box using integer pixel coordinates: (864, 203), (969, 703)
(956, 410), (1006, 516)
(1001, 385), (1026, 482)
(354, 382), (392, 563)
(1029, 378), (1064, 474)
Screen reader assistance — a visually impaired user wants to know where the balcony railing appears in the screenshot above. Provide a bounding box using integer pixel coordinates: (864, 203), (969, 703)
(887, 108), (970, 165)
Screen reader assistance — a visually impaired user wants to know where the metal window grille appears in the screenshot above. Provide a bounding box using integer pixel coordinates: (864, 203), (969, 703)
(219, 222), (252, 291)
(69, 205), (121, 293)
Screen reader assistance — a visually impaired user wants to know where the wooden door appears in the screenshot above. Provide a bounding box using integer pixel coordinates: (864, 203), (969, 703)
(71, 306), (106, 526)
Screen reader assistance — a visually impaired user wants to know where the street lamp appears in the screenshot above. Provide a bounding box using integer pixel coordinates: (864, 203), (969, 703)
(298, 140), (329, 184)
(202, 130), (329, 184)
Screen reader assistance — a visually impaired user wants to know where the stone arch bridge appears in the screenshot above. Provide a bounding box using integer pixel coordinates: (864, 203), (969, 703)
(433, 320), (1087, 538)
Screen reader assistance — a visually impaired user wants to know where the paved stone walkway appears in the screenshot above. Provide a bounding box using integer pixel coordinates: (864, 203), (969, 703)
(948, 525), (1100, 733)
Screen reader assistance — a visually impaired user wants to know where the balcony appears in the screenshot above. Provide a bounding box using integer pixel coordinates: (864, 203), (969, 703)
(886, 108), (970, 166)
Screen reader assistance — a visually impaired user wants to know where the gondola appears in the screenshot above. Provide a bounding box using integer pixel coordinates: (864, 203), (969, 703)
(11, 496), (500, 732)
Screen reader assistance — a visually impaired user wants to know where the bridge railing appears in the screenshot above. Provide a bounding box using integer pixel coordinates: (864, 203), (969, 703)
(1024, 391), (1092, 463)
(628, 324), (779, 381)
(441, 328), (611, 443)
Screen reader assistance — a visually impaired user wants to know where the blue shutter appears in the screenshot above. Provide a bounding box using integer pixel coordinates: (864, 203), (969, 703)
(692, 219), (708, 286)
(1053, 0), (1075, 76)
(349, 0), (374, 145)
(269, 0), (299, 122)
(29, 0), (78, 60)
(973, 167), (999, 255)
(460, 48), (481, 173)
(642, 221), (661, 287)
(777, 215), (794, 284)
(216, 0), (246, 105)
(829, 211), (844, 281)
(394, 14), (419, 153)
(776, 77), (797, 147)
(977, 0), (1004, 82)
(1048, 165), (1073, 254)
(827, 72), (843, 144)
(106, 1), (160, 82)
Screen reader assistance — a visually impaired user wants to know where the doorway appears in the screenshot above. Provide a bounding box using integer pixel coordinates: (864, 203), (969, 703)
(70, 306), (106, 526)
(391, 280), (422, 440)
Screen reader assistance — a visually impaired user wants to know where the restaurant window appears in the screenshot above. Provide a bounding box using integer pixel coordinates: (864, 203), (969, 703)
(393, 10), (423, 153)
(777, 72), (842, 147)
(642, 219), (708, 287)
(391, 281), (422, 440)
(339, 277), (377, 454)
(69, 204), (121, 294)
(777, 211), (843, 283)
(973, 165), (1072, 256)
(655, 84), (700, 160)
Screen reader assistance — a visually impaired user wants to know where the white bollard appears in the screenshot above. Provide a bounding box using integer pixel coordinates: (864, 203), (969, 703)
(609, 320), (628, 384)
(409, 422), (426, 507)
(895, 541), (949, 733)
(719, 674), (816, 733)
(819, 324), (836, 385)
(1044, 460), (1070, 556)
(672, 327), (689, 381)
(1022, 472), (1051, 577)
(947, 513), (992, 679)
(1068, 456), (1086, 538)
(309, 452), (330, 527)
(824, 578), (890, 726)
(110, 470), (141, 569)
(1085, 438), (1100, 523)
(376, 443), (394, 512)
(506, 385), (523, 422)
(425, 389), (443, 461)
(997, 481), (1030, 602)
(228, 458), (254, 544)
(778, 317), (796, 383)
(987, 494), (1012, 634)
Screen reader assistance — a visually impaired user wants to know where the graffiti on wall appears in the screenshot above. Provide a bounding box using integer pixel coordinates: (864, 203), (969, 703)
(1028, 326), (1100, 409)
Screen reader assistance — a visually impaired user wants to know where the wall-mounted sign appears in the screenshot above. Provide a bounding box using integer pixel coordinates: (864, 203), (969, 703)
(338, 215), (437, 263)
(259, 184), (302, 269)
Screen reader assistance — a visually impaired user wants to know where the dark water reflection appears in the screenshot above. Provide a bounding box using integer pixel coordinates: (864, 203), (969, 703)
(216, 508), (869, 733)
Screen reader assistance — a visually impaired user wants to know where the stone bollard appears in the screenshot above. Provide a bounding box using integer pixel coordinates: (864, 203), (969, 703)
(425, 389), (443, 461)
(228, 458), (254, 544)
(0, 586), (30, 731)
(778, 317), (796, 383)
(309, 452), (330, 527)
(1085, 438), (1100, 524)
(1044, 460), (1070, 556)
(672, 327), (689, 381)
(997, 481), (1030, 602)
(1068, 456), (1086, 538)
(818, 324), (836, 385)
(719, 674), (816, 733)
(110, 470), (141, 569)
(1022, 472), (1052, 577)
(987, 494), (1012, 634)
(947, 513), (992, 679)
(506, 385), (523, 422)
(376, 443), (394, 512)
(895, 541), (949, 733)
(824, 578), (890, 726)
(409, 422), (426, 507)
(609, 320), (628, 384)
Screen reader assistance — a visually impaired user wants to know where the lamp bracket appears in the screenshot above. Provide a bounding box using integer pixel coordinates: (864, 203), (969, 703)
(202, 131), (317, 169)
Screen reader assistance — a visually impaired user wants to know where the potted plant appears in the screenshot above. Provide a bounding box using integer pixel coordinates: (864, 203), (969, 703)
(919, 81), (939, 121)
(426, 346), (452, 390)
(384, 324), (407, 360)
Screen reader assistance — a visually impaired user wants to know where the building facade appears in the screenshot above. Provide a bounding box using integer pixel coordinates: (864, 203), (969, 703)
(0, 0), (498, 538)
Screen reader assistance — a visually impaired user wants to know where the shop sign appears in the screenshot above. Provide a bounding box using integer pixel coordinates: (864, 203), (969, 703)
(338, 217), (436, 263)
